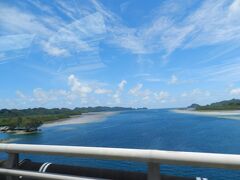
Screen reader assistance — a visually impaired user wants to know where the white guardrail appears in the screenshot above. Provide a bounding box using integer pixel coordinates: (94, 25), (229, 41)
(0, 144), (240, 180)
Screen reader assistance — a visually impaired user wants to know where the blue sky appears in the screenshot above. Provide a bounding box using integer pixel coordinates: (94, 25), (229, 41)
(0, 0), (240, 109)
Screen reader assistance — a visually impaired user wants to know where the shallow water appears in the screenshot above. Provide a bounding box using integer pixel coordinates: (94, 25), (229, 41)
(2, 109), (240, 179)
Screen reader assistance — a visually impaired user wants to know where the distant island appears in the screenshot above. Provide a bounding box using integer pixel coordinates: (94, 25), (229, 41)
(186, 99), (240, 111)
(0, 106), (145, 133)
(173, 99), (240, 119)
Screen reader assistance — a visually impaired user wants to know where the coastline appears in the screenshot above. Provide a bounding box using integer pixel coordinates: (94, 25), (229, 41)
(172, 109), (240, 120)
(0, 111), (120, 143)
(0, 138), (20, 143)
(42, 111), (120, 127)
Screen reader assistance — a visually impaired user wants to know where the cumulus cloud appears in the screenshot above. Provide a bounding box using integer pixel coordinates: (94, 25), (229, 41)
(33, 88), (51, 103)
(128, 83), (170, 103)
(113, 80), (127, 103)
(118, 80), (127, 90)
(15, 75), (110, 107)
(129, 83), (143, 95)
(33, 88), (69, 103)
(15, 75), (127, 107)
(16, 90), (26, 99)
(230, 88), (240, 95)
(154, 91), (169, 102)
(68, 74), (92, 97)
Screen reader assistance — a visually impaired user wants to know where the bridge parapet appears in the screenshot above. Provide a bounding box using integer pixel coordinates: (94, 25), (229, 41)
(0, 144), (238, 179)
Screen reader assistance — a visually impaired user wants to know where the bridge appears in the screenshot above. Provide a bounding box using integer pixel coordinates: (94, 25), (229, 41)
(0, 144), (239, 180)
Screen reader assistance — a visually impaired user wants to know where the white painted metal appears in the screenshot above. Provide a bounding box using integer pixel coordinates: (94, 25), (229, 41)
(0, 168), (98, 180)
(39, 162), (49, 172)
(42, 163), (52, 173)
(0, 144), (240, 169)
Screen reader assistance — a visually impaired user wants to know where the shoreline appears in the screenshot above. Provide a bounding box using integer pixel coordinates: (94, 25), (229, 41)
(0, 138), (20, 143)
(42, 111), (120, 128)
(172, 109), (240, 115)
(0, 111), (120, 143)
(172, 109), (240, 120)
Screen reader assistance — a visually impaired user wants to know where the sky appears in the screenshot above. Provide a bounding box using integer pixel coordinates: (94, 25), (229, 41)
(1, 0), (240, 109)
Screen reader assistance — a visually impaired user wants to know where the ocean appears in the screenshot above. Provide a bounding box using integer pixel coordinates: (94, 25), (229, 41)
(1, 109), (240, 179)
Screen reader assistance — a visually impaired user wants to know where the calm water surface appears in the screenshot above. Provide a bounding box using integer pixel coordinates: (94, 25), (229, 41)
(1, 109), (240, 179)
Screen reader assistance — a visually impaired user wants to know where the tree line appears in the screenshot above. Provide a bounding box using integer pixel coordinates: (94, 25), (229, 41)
(0, 106), (137, 130)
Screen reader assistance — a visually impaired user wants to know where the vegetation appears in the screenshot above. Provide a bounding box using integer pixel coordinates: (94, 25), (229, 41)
(0, 106), (136, 131)
(188, 99), (240, 111)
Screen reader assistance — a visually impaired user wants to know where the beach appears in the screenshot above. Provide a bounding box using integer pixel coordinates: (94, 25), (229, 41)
(173, 109), (240, 115)
(172, 109), (240, 120)
(42, 111), (119, 127)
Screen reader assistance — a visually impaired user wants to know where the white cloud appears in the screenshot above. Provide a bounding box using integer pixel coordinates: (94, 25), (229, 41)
(43, 12), (106, 57)
(181, 89), (211, 98)
(120, 1), (130, 12)
(42, 41), (69, 57)
(118, 80), (127, 90)
(229, 0), (240, 14)
(0, 34), (35, 52)
(140, 89), (152, 101)
(129, 84), (143, 95)
(127, 83), (152, 102)
(188, 57), (240, 82)
(95, 88), (112, 94)
(32, 88), (68, 103)
(181, 92), (188, 97)
(184, 0), (240, 48)
(154, 91), (169, 101)
(168, 74), (178, 84)
(113, 80), (127, 103)
(128, 83), (170, 103)
(106, 0), (240, 56)
(145, 78), (162, 82)
(15, 75), (112, 106)
(68, 74), (92, 97)
(2, 0), (239, 63)
(230, 88), (240, 95)
(0, 3), (107, 73)
(1, 0), (240, 60)
(16, 90), (26, 99)
(33, 88), (50, 103)
(0, 53), (6, 62)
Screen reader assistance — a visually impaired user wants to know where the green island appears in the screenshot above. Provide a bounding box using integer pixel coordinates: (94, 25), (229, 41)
(187, 99), (240, 111)
(0, 107), (146, 133)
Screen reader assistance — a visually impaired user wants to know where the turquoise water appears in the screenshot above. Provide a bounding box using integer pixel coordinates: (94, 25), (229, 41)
(2, 109), (240, 179)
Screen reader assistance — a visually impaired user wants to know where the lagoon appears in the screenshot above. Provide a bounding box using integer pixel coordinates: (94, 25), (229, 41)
(1, 109), (240, 180)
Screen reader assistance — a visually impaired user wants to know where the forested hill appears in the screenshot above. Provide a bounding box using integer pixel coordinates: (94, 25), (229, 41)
(0, 106), (135, 118)
(0, 106), (141, 130)
(188, 99), (240, 111)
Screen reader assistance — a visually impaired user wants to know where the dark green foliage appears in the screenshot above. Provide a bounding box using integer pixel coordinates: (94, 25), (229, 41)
(187, 104), (201, 109)
(0, 106), (136, 130)
(195, 99), (240, 111)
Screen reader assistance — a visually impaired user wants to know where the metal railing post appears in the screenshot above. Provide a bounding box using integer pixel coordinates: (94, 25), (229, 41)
(147, 162), (160, 180)
(5, 153), (19, 180)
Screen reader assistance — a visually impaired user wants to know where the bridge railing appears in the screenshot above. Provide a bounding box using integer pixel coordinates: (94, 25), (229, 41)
(0, 143), (240, 180)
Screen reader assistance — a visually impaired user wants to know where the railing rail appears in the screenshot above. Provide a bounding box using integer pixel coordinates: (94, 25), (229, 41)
(0, 143), (240, 179)
(0, 168), (95, 180)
